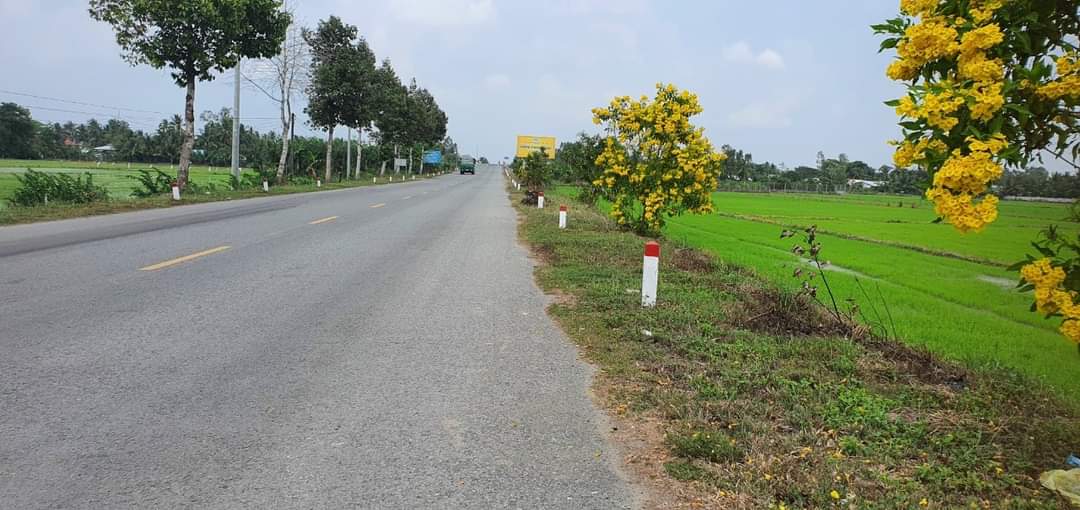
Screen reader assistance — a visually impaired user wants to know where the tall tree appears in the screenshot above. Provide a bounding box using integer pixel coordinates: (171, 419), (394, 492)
(342, 38), (378, 178)
(371, 59), (408, 146)
(304, 16), (359, 183)
(89, 0), (290, 189)
(0, 102), (36, 159)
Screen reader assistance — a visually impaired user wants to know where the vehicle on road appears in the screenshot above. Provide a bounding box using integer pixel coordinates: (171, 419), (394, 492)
(459, 155), (476, 175)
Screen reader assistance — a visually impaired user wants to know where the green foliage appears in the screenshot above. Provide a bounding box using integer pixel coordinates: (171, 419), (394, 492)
(663, 460), (711, 482)
(554, 132), (604, 203)
(10, 169), (109, 206)
(512, 149), (552, 193)
(89, 0), (290, 188)
(0, 102), (35, 159)
(88, 0), (290, 87)
(304, 16), (361, 133)
(128, 168), (174, 198)
(667, 428), (743, 463)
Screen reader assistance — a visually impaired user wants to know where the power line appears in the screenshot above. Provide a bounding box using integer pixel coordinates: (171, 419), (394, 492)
(0, 88), (168, 116)
(21, 105), (159, 128)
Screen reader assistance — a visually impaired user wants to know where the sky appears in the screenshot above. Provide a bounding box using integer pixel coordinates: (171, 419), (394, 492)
(0, 0), (913, 169)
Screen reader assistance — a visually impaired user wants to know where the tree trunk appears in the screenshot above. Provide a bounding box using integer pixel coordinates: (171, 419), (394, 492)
(178, 79), (196, 189)
(275, 98), (291, 184)
(324, 126), (334, 183)
(355, 128), (362, 176)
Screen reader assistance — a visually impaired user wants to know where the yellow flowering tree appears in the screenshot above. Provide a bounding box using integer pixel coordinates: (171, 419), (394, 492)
(877, 0), (1080, 344)
(591, 83), (726, 236)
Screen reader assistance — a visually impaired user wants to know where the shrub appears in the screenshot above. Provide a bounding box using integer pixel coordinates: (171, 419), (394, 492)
(513, 149), (553, 204)
(9, 169), (109, 206)
(129, 168), (175, 198)
(591, 83), (726, 236)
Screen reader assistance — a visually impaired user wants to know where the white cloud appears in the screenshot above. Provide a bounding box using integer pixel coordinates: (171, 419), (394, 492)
(721, 41), (785, 70)
(484, 73), (511, 90)
(726, 96), (800, 128)
(387, 0), (495, 27)
(756, 49), (785, 70)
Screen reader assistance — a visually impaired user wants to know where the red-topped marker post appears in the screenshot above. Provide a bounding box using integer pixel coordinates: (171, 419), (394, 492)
(642, 241), (660, 307)
(537, 191), (545, 209)
(559, 205), (568, 229)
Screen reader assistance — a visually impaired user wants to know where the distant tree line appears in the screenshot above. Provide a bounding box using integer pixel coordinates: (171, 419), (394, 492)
(0, 101), (459, 180)
(545, 133), (1080, 199)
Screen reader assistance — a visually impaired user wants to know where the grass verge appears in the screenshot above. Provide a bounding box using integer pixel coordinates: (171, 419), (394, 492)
(0, 173), (443, 226)
(512, 184), (1079, 509)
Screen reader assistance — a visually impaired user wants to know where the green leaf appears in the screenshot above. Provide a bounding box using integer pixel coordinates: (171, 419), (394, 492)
(883, 99), (902, 107)
(879, 38), (900, 51)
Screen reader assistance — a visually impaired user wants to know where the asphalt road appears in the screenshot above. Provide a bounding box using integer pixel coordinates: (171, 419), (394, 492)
(0, 166), (637, 509)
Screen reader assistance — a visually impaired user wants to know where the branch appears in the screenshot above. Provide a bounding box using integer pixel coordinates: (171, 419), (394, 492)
(240, 70), (282, 104)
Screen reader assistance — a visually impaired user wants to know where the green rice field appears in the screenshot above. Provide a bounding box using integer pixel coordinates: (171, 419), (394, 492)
(0, 159), (251, 208)
(663, 191), (1080, 400)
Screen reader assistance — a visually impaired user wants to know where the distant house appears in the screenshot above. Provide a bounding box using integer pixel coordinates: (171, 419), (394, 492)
(848, 179), (883, 189)
(83, 144), (116, 161)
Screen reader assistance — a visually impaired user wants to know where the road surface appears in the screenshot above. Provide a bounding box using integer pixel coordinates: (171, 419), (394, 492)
(0, 166), (636, 509)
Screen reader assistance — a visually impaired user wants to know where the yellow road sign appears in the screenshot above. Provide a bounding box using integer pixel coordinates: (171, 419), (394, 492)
(515, 135), (556, 159)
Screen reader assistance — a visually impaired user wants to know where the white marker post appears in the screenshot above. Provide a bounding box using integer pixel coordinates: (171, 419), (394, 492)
(171, 182), (180, 201)
(641, 241), (660, 307)
(559, 205), (567, 229)
(262, 179), (269, 193)
(316, 179), (322, 188)
(537, 191), (544, 209)
(373, 177), (377, 183)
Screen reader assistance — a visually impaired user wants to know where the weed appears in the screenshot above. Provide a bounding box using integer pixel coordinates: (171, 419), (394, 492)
(10, 169), (109, 206)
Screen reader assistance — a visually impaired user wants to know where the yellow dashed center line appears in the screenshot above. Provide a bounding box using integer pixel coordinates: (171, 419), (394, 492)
(370, 203), (386, 208)
(139, 246), (231, 271)
(309, 215), (338, 225)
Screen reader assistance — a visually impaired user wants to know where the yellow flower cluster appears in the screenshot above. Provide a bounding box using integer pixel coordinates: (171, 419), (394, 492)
(899, 19), (960, 68)
(1021, 258), (1080, 343)
(924, 134), (1006, 231)
(1038, 52), (1080, 100)
(887, 0), (1009, 233)
(891, 136), (947, 168)
(899, 87), (967, 130)
(592, 84), (725, 233)
(900, 0), (939, 16)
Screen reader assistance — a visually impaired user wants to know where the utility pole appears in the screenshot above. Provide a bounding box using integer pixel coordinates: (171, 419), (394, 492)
(346, 127), (352, 180)
(231, 62), (241, 180)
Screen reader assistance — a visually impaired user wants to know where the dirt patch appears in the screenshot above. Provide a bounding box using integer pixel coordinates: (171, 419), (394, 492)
(530, 243), (557, 265)
(546, 287), (577, 307)
(671, 248), (716, 273)
(859, 336), (968, 388)
(729, 282), (867, 339)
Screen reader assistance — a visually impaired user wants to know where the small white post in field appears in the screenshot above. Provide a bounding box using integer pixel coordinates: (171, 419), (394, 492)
(316, 179), (322, 188)
(44, 194), (48, 205)
(262, 180), (269, 193)
(373, 177), (377, 183)
(171, 182), (180, 201)
(537, 191), (544, 209)
(642, 241), (660, 307)
(559, 205), (567, 229)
